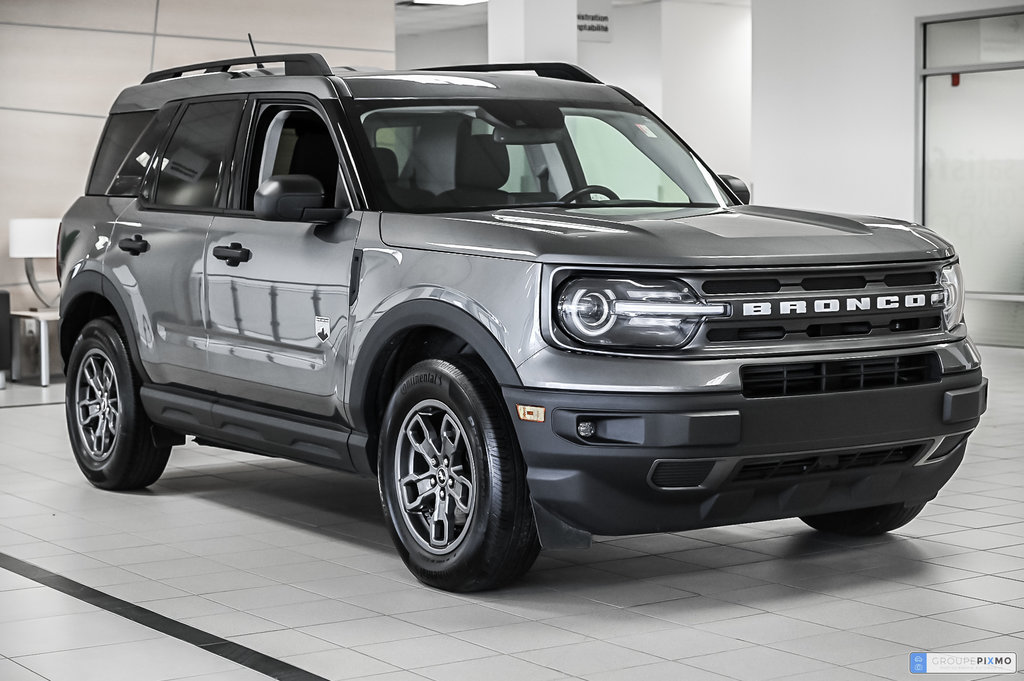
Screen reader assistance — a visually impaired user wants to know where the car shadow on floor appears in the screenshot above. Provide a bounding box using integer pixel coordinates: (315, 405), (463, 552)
(137, 451), (940, 599)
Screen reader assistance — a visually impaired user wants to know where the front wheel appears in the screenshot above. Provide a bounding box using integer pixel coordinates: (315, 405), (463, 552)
(378, 358), (539, 591)
(66, 317), (171, 490)
(800, 502), (926, 536)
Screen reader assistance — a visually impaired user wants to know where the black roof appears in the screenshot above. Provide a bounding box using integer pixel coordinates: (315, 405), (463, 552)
(111, 53), (631, 113)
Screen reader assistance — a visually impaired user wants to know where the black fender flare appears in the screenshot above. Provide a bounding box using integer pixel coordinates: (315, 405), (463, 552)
(347, 298), (522, 438)
(60, 269), (151, 382)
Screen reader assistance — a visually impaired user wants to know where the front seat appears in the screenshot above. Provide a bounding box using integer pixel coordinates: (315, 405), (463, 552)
(439, 130), (511, 208)
(373, 147), (435, 210)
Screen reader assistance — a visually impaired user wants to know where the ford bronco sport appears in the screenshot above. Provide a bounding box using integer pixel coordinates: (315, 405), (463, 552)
(59, 54), (988, 591)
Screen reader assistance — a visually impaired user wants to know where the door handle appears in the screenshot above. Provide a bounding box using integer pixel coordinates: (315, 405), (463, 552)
(118, 234), (150, 256)
(212, 242), (252, 267)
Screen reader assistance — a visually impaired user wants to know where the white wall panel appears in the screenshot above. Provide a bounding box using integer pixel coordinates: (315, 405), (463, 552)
(0, 24), (152, 116)
(0, 111), (104, 309)
(397, 25), (487, 70)
(750, 0), (1012, 219)
(661, 1), (751, 180)
(156, 0), (394, 53)
(0, 0), (157, 33)
(152, 36), (394, 72)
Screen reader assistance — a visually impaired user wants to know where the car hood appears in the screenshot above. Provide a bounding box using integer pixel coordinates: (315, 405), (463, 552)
(378, 205), (955, 267)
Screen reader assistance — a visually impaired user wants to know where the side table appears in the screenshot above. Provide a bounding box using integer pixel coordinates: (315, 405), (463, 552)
(10, 309), (60, 387)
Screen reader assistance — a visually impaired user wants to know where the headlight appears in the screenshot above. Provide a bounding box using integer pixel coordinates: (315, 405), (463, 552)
(940, 263), (965, 331)
(556, 277), (728, 349)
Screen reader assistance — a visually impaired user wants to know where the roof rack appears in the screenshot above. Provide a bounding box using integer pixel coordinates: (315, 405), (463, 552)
(418, 62), (602, 84)
(142, 53), (332, 85)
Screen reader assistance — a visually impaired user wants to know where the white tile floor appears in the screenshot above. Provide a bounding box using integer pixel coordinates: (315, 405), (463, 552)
(0, 346), (1021, 681)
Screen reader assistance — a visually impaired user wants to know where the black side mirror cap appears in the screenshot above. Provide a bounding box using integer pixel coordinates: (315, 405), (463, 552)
(719, 174), (751, 205)
(254, 174), (349, 222)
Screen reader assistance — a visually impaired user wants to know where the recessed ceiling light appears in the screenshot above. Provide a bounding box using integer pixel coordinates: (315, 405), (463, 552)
(411, 0), (487, 5)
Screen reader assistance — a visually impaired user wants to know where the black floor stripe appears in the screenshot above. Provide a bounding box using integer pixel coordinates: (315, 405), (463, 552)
(0, 551), (330, 681)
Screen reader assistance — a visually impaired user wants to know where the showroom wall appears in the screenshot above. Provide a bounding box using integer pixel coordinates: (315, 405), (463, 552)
(395, 0), (752, 180)
(751, 0), (1018, 219)
(0, 0), (395, 312)
(398, 24), (488, 71)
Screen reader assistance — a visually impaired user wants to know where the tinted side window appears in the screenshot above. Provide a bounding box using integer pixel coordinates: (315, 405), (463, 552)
(243, 106), (340, 210)
(152, 99), (243, 208)
(108, 105), (177, 197)
(87, 111), (154, 196)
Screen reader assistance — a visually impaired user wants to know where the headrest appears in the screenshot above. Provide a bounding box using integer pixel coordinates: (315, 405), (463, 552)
(455, 132), (510, 190)
(373, 147), (399, 182)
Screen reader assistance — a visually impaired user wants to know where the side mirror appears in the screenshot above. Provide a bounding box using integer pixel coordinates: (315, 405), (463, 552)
(719, 174), (751, 205)
(254, 174), (349, 222)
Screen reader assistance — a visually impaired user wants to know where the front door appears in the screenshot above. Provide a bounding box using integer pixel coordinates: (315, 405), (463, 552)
(202, 100), (358, 417)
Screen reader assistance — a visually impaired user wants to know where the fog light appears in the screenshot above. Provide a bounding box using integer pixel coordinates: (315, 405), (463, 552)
(577, 421), (596, 438)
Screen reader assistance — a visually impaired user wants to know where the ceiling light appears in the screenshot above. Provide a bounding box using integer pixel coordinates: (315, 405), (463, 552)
(411, 0), (487, 5)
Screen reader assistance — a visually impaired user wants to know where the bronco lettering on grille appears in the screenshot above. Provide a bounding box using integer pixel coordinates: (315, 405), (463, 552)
(740, 292), (943, 318)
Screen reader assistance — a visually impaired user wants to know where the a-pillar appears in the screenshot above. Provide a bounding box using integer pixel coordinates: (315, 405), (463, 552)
(488, 0), (578, 64)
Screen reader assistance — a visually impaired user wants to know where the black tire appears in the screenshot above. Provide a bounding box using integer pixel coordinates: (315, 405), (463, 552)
(800, 502), (926, 536)
(65, 317), (171, 490)
(378, 357), (539, 592)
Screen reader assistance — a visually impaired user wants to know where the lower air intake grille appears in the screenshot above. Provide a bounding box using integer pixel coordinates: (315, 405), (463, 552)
(733, 444), (923, 482)
(650, 460), (715, 489)
(740, 353), (939, 398)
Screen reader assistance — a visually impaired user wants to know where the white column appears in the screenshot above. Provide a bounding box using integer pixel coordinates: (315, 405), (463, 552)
(488, 0), (578, 63)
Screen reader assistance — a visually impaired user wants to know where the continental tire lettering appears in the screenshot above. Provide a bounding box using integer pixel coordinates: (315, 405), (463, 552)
(400, 372), (442, 395)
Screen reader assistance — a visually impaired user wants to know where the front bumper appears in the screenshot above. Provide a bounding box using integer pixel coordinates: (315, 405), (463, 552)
(502, 369), (987, 549)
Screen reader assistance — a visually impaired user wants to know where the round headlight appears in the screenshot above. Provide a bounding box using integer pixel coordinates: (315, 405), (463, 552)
(563, 287), (616, 337)
(555, 277), (728, 349)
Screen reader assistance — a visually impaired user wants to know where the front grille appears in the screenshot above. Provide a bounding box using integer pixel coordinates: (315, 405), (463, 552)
(700, 269), (937, 296)
(698, 264), (944, 346)
(732, 444), (923, 482)
(649, 460), (715, 488)
(740, 353), (940, 398)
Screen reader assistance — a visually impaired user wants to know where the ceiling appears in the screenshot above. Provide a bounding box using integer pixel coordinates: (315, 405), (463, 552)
(395, 0), (749, 37)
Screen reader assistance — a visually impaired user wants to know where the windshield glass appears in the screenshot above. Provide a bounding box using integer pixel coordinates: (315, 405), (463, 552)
(354, 101), (730, 212)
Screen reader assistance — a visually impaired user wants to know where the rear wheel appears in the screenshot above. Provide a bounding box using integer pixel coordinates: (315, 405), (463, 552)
(801, 502), (926, 536)
(66, 317), (170, 490)
(378, 357), (539, 591)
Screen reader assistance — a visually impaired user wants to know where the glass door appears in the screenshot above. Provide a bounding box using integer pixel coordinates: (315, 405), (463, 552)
(922, 11), (1024, 346)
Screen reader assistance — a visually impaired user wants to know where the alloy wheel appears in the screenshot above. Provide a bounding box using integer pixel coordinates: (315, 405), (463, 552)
(394, 399), (478, 554)
(74, 348), (121, 463)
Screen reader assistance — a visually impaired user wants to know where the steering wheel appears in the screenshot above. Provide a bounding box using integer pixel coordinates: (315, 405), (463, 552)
(559, 185), (620, 204)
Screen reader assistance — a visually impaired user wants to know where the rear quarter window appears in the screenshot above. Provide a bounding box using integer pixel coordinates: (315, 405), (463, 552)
(87, 111), (156, 196)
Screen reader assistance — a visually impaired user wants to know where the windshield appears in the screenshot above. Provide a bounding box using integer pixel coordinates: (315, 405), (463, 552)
(354, 101), (731, 212)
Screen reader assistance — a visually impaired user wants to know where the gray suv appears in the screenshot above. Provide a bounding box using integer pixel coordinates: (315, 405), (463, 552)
(59, 53), (988, 591)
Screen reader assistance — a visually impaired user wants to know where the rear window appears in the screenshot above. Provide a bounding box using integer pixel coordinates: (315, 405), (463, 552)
(87, 111), (155, 196)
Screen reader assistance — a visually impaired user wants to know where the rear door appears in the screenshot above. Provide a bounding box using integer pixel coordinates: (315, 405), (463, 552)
(203, 96), (359, 418)
(108, 98), (244, 385)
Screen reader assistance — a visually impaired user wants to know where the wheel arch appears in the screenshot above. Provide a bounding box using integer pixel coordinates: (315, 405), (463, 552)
(60, 270), (150, 382)
(348, 299), (522, 475)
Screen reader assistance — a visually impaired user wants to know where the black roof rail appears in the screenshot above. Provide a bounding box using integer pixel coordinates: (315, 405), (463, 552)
(142, 53), (333, 84)
(418, 62), (602, 84)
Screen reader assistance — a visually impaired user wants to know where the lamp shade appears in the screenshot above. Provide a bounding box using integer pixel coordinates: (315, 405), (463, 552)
(9, 218), (59, 259)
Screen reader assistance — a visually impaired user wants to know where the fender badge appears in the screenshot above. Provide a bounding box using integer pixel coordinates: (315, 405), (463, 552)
(315, 316), (330, 342)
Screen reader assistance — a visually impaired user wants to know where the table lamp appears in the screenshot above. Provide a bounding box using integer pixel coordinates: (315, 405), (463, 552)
(8, 218), (60, 308)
